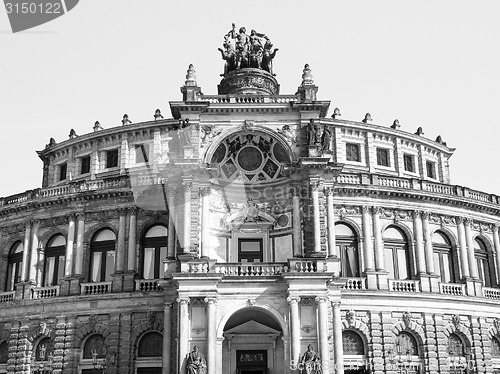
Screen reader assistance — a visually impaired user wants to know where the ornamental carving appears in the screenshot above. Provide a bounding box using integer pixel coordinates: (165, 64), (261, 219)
(300, 297), (316, 306)
(200, 125), (222, 149)
(452, 314), (461, 330)
(346, 310), (356, 326)
(301, 325), (315, 333)
(493, 318), (500, 332)
(277, 125), (298, 147)
(402, 312), (412, 328)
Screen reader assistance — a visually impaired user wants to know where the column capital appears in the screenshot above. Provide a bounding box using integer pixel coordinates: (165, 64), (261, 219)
(324, 187), (335, 196)
(287, 296), (300, 304)
(411, 210), (422, 219)
(204, 296), (218, 305)
(118, 208), (128, 217)
(310, 181), (322, 191)
(330, 301), (341, 308)
(493, 223), (500, 233)
(167, 186), (178, 198)
(75, 212), (87, 221)
(421, 211), (431, 220)
(163, 301), (174, 309)
(315, 296), (328, 304)
(457, 216), (465, 225)
(25, 220), (33, 230)
(361, 205), (371, 214)
(200, 187), (211, 197)
(176, 297), (190, 305)
(371, 206), (383, 216)
(182, 181), (193, 192)
(128, 207), (138, 217)
(464, 217), (473, 226)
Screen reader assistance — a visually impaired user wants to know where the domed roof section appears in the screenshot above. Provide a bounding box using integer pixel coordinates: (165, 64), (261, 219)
(217, 24), (280, 95)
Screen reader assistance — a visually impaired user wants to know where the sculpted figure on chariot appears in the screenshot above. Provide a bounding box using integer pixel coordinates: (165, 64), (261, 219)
(219, 23), (279, 75)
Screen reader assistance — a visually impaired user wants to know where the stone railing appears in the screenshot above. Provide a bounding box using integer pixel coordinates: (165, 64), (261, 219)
(289, 258), (329, 273)
(201, 94), (297, 104)
(483, 287), (500, 300)
(337, 173), (500, 207)
(31, 286), (59, 299)
(80, 281), (112, 295)
(0, 291), (15, 303)
(338, 277), (367, 290)
(135, 279), (162, 292)
(439, 282), (466, 296)
(214, 263), (287, 276)
(389, 279), (420, 292)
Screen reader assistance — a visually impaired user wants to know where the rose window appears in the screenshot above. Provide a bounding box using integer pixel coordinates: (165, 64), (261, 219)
(211, 132), (290, 182)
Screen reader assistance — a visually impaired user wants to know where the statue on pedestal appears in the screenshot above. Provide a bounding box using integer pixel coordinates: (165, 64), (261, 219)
(186, 346), (207, 374)
(299, 344), (321, 374)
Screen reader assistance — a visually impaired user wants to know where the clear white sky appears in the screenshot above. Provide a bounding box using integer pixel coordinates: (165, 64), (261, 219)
(1, 0), (499, 197)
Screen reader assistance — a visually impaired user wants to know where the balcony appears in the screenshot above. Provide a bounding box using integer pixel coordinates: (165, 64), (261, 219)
(32, 285), (59, 299)
(80, 281), (112, 295)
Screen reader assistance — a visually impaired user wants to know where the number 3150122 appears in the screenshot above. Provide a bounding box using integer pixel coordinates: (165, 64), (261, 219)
(5, 2), (62, 14)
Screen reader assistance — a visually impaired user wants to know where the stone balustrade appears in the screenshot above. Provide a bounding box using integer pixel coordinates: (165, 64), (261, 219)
(31, 286), (59, 299)
(483, 287), (500, 300)
(388, 279), (419, 292)
(214, 263), (287, 276)
(0, 291), (15, 303)
(80, 281), (112, 295)
(439, 282), (466, 296)
(135, 279), (162, 292)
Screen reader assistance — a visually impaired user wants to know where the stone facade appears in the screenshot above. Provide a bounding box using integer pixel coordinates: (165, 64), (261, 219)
(1, 42), (500, 374)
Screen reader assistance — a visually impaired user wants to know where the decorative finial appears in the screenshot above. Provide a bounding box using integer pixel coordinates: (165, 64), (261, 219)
(68, 129), (78, 139)
(435, 135), (447, 146)
(185, 64), (197, 86)
(45, 137), (57, 149)
(154, 109), (164, 121)
(391, 119), (400, 129)
(362, 113), (372, 123)
(331, 108), (341, 119)
(93, 121), (103, 132)
(301, 64), (314, 85)
(122, 114), (132, 126)
(415, 126), (424, 136)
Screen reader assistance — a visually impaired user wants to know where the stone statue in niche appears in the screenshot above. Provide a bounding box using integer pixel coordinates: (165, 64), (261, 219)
(179, 118), (192, 146)
(186, 346), (207, 374)
(307, 119), (321, 145)
(299, 344), (321, 374)
(219, 23), (278, 75)
(320, 125), (332, 151)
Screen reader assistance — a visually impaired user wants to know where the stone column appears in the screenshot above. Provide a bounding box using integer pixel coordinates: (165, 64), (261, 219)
(332, 302), (344, 374)
(116, 209), (126, 272)
(312, 182), (322, 253)
(325, 188), (337, 258)
(167, 187), (177, 258)
(127, 209), (137, 272)
(205, 297), (217, 374)
(372, 207), (384, 271)
(457, 217), (470, 279)
(29, 220), (40, 283)
(64, 215), (76, 277)
(74, 213), (85, 276)
(287, 297), (301, 365)
(292, 189), (303, 257)
(493, 224), (500, 284)
(200, 187), (211, 258)
(162, 302), (173, 374)
(316, 296), (330, 374)
(178, 297), (190, 374)
(422, 212), (435, 274)
(182, 181), (192, 253)
(412, 211), (426, 275)
(361, 206), (374, 271)
(21, 221), (32, 282)
(465, 218), (479, 279)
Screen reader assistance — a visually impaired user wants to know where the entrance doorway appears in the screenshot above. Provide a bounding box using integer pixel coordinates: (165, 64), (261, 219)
(236, 350), (267, 374)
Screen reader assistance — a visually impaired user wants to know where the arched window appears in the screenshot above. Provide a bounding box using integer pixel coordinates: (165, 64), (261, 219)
(342, 330), (364, 355)
(90, 229), (116, 283)
(383, 226), (411, 280)
(0, 341), (8, 364)
(83, 334), (106, 360)
(34, 337), (53, 362)
(138, 332), (163, 357)
(491, 337), (500, 358)
(335, 223), (359, 277)
(396, 331), (419, 356)
(474, 238), (495, 287)
(141, 226), (168, 279)
(448, 333), (467, 374)
(44, 235), (66, 286)
(432, 231), (455, 283)
(6, 241), (23, 291)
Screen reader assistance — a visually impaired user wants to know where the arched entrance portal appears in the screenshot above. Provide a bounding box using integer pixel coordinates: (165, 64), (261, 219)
(221, 307), (285, 374)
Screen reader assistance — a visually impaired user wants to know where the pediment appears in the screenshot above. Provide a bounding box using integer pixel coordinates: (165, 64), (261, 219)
(224, 320), (281, 336)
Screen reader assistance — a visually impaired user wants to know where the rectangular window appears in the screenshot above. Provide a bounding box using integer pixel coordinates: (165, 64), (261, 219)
(106, 149), (119, 168)
(403, 154), (415, 172)
(59, 163), (67, 181)
(81, 155), (90, 174)
(346, 143), (360, 162)
(376, 148), (390, 167)
(426, 161), (436, 179)
(135, 144), (149, 163)
(238, 239), (263, 263)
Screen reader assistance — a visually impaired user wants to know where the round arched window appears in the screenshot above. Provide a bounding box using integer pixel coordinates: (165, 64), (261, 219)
(6, 241), (23, 291)
(335, 223), (359, 277)
(138, 332), (163, 357)
(44, 235), (66, 286)
(432, 231), (455, 283)
(474, 237), (495, 287)
(141, 225), (168, 279)
(90, 229), (116, 283)
(383, 226), (410, 280)
(342, 330), (364, 355)
(83, 334), (106, 359)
